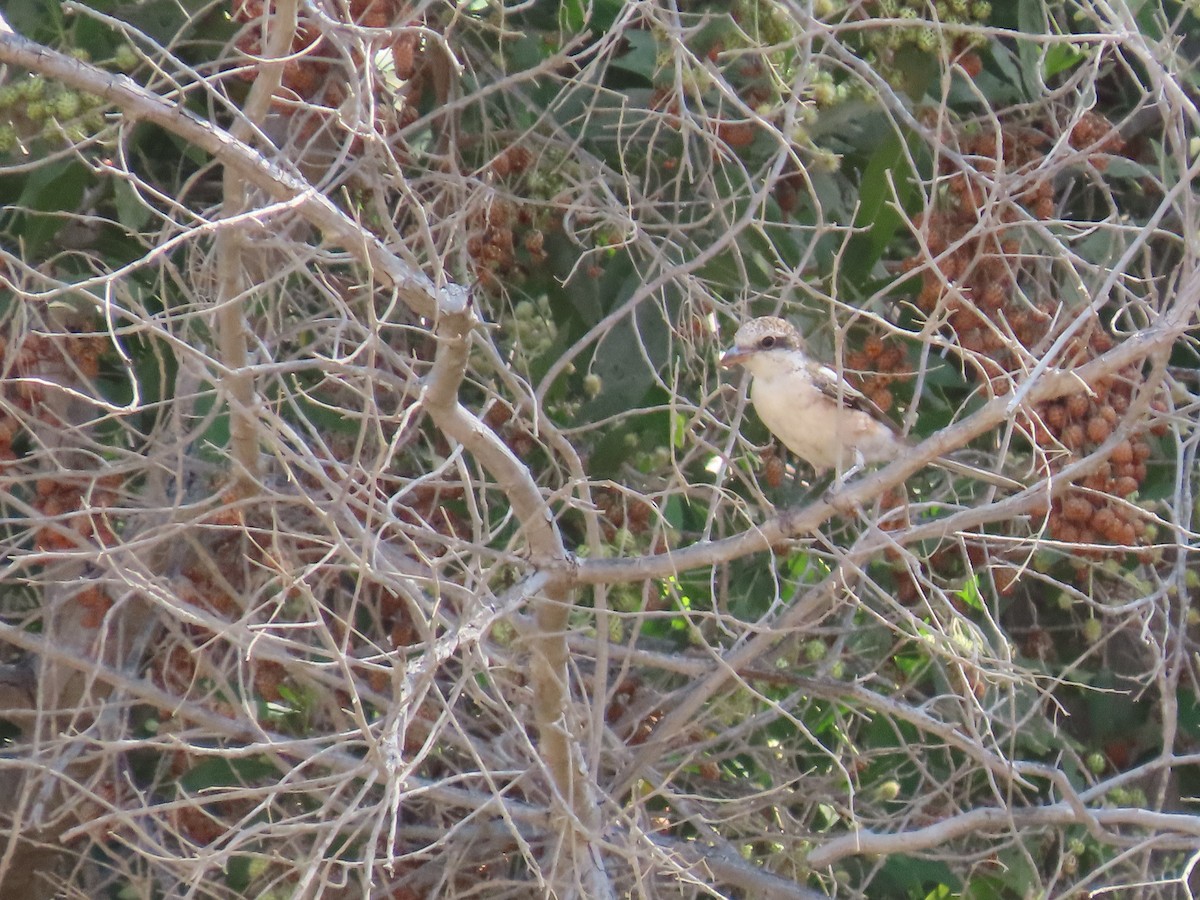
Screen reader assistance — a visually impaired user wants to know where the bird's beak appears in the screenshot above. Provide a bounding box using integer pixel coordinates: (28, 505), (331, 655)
(719, 346), (748, 369)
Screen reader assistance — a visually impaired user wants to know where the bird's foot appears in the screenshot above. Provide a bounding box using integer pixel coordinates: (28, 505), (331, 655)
(821, 479), (861, 516)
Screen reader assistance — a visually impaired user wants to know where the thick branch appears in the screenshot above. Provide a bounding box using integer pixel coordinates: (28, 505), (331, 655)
(420, 313), (610, 898)
(214, 0), (298, 488)
(806, 804), (1200, 869)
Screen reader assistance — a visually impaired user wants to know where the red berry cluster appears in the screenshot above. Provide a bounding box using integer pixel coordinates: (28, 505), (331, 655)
(908, 127), (1058, 373)
(649, 42), (776, 168)
(845, 333), (907, 415)
(0, 332), (116, 558)
(1036, 398), (1162, 556)
(594, 487), (655, 542)
(232, 0), (331, 100)
(483, 399), (535, 458)
(231, 0), (432, 153)
(34, 474), (121, 553)
(464, 174), (551, 291)
(1, 331), (104, 438)
(882, 115), (1158, 561)
(1068, 110), (1127, 172)
(605, 676), (660, 746)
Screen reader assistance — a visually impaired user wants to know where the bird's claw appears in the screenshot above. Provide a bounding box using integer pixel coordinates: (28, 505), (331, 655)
(822, 482), (860, 516)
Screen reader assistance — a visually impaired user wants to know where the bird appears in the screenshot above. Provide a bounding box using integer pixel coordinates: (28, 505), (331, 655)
(720, 316), (1019, 490)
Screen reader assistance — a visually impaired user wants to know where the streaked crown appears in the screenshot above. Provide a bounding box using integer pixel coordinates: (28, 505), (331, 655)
(731, 316), (801, 353)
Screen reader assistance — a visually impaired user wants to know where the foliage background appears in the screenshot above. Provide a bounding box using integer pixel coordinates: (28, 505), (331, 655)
(0, 0), (1199, 897)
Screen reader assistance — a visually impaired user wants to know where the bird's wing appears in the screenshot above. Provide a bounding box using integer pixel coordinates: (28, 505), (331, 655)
(806, 361), (900, 434)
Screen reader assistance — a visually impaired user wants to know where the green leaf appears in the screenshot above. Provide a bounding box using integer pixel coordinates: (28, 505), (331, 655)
(559, 0), (587, 33)
(1043, 43), (1088, 79)
(224, 855), (253, 892)
(1179, 688), (1200, 739)
(662, 494), (684, 531)
(608, 30), (659, 82)
(1101, 157), (1154, 180)
(1016, 0), (1049, 99)
(118, 0), (225, 45)
(2, 0), (65, 43)
(670, 409), (687, 449)
(113, 178), (151, 231)
(987, 42), (1025, 94)
(890, 43), (938, 100)
(962, 872), (1010, 900)
(180, 756), (278, 792)
(845, 130), (915, 282)
(874, 854), (959, 896)
(956, 573), (985, 612)
(578, 275), (672, 424)
(11, 160), (90, 254)
(193, 383), (231, 462)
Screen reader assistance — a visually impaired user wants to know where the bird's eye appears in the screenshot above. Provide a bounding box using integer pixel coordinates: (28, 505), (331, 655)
(760, 336), (776, 349)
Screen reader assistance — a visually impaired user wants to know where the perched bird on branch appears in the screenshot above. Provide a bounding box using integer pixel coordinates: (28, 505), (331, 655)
(720, 316), (1018, 490)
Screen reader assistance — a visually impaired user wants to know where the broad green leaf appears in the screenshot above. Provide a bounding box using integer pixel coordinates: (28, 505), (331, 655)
(1043, 43), (1088, 78)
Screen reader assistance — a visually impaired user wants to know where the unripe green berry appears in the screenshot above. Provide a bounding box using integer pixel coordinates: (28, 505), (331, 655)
(873, 779), (901, 802)
(1081, 618), (1102, 643)
(810, 149), (841, 172)
(811, 81), (837, 105)
(1085, 752), (1106, 775)
(608, 615), (625, 640)
(804, 639), (827, 662)
(22, 76), (46, 100)
(583, 373), (602, 398)
(0, 125), (17, 153)
(54, 91), (81, 119)
(114, 44), (139, 72)
(648, 446), (671, 470)
(971, 0), (991, 19)
(491, 619), (516, 646)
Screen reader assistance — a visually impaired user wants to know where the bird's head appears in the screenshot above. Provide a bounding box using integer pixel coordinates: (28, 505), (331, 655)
(719, 316), (802, 373)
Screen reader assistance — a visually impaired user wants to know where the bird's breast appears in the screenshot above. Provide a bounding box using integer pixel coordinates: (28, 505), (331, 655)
(749, 372), (895, 471)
